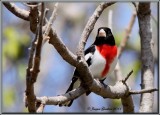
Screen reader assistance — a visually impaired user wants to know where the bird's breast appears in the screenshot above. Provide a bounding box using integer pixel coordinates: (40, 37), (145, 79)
(89, 45), (117, 80)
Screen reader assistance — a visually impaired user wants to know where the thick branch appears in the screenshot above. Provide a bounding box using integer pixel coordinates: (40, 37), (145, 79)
(137, 2), (154, 112)
(25, 3), (45, 113)
(29, 3), (39, 33)
(36, 86), (86, 105)
(31, 3), (44, 83)
(25, 21), (40, 113)
(36, 81), (128, 105)
(3, 2), (30, 21)
(48, 28), (78, 67)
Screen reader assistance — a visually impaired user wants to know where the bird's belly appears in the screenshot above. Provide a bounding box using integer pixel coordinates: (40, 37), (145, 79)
(89, 50), (106, 79)
(106, 56), (118, 77)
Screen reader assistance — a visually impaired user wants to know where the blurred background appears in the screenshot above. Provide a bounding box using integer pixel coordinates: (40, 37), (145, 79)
(2, 2), (158, 113)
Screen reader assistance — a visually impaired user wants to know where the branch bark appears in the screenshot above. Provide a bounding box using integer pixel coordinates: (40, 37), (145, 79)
(25, 3), (45, 113)
(137, 2), (154, 112)
(36, 72), (157, 106)
(3, 2), (30, 21)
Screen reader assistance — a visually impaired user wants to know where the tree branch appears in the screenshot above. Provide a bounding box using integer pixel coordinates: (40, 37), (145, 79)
(31, 3), (44, 83)
(36, 86), (86, 105)
(48, 27), (78, 67)
(117, 11), (137, 58)
(25, 3), (45, 113)
(129, 88), (158, 95)
(44, 3), (58, 38)
(3, 2), (30, 21)
(137, 2), (154, 112)
(122, 70), (133, 83)
(28, 3), (39, 33)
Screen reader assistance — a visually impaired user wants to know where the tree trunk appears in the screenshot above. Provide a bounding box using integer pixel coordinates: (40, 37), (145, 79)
(137, 2), (154, 112)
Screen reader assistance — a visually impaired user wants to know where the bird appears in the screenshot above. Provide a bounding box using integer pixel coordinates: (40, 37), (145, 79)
(59, 27), (118, 107)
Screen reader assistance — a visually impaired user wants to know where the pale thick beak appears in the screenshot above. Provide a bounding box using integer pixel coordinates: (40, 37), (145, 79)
(98, 29), (106, 37)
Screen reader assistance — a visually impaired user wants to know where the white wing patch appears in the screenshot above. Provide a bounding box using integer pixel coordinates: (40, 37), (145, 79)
(85, 53), (93, 61)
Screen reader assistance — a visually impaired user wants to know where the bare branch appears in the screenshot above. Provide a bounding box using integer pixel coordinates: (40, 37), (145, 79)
(25, 20), (40, 113)
(122, 70), (133, 83)
(3, 2), (30, 21)
(29, 3), (39, 33)
(25, 3), (45, 113)
(117, 11), (137, 57)
(44, 3), (58, 38)
(31, 2), (45, 83)
(129, 88), (158, 95)
(48, 28), (78, 67)
(121, 96), (134, 113)
(36, 86), (86, 105)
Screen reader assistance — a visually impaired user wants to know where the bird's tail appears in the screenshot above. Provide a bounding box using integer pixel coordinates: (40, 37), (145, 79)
(59, 76), (80, 107)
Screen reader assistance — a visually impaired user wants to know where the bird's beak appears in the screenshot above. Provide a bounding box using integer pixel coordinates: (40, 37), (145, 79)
(98, 29), (106, 37)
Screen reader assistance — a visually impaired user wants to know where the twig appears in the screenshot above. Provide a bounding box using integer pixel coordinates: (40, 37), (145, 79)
(43, 3), (58, 45)
(117, 11), (137, 57)
(44, 3), (58, 37)
(122, 70), (133, 83)
(31, 2), (45, 83)
(114, 10), (136, 81)
(129, 88), (158, 95)
(3, 2), (30, 20)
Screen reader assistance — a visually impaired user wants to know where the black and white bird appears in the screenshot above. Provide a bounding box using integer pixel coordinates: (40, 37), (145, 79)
(59, 27), (118, 107)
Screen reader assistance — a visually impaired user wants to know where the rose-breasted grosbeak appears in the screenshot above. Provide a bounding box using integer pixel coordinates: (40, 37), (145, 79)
(59, 27), (118, 107)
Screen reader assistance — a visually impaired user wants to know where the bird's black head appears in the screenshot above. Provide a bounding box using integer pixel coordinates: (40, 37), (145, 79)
(94, 27), (116, 46)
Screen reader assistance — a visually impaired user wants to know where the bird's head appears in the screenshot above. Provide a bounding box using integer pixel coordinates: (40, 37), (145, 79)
(94, 27), (115, 46)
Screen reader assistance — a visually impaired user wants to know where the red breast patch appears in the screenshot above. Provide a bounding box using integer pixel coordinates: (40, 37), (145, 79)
(96, 45), (117, 77)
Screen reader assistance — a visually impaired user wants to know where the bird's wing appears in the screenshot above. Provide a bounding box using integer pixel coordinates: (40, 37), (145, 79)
(84, 45), (96, 66)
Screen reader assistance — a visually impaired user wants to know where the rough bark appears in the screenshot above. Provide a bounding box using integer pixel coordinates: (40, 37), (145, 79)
(137, 2), (154, 112)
